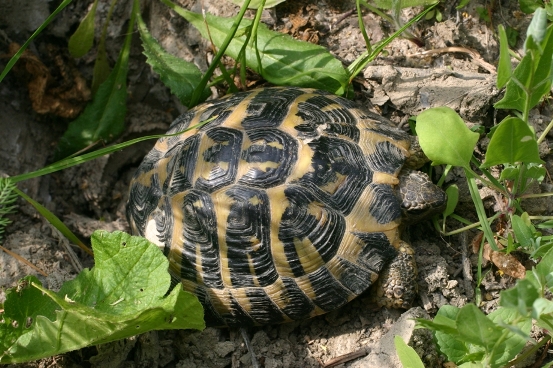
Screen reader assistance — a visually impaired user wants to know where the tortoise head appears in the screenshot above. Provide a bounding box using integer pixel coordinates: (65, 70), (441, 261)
(397, 169), (447, 225)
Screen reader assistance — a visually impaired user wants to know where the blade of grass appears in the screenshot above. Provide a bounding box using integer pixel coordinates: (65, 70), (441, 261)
(466, 171), (498, 251)
(11, 120), (212, 183)
(14, 188), (92, 256)
(347, 2), (438, 81)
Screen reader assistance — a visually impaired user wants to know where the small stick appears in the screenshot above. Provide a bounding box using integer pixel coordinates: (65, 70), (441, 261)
(322, 346), (370, 368)
(407, 46), (497, 74)
(240, 327), (260, 368)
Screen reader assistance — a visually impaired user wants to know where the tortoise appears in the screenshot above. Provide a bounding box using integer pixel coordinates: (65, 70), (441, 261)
(126, 87), (446, 327)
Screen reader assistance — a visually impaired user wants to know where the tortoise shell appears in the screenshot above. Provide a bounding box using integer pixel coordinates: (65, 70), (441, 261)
(126, 87), (412, 327)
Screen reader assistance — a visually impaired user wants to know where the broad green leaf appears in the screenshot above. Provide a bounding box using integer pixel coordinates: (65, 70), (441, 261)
(511, 213), (535, 247)
(54, 2), (136, 160)
(170, 4), (348, 94)
(500, 279), (538, 313)
(68, 0), (98, 57)
(228, 0), (286, 8)
(416, 107), (479, 167)
(537, 246), (553, 287)
(456, 304), (503, 351)
(487, 308), (531, 367)
(0, 231), (204, 364)
(394, 335), (425, 368)
(481, 117), (543, 168)
(497, 25), (511, 89)
(135, 3), (210, 107)
(421, 305), (470, 364)
(495, 24), (553, 112)
(534, 298), (553, 330)
(525, 7), (548, 50)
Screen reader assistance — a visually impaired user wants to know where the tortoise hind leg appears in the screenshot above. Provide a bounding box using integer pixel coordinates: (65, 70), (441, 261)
(375, 241), (417, 309)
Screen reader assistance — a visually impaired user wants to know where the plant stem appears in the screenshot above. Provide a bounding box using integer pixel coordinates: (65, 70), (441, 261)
(537, 117), (553, 144)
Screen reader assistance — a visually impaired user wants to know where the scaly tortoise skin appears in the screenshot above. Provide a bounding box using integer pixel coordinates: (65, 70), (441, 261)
(126, 87), (446, 327)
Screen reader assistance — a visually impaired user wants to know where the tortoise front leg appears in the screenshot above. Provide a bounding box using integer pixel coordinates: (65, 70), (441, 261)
(374, 241), (418, 309)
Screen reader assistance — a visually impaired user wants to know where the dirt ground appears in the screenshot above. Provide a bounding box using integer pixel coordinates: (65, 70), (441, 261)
(1, 0), (552, 367)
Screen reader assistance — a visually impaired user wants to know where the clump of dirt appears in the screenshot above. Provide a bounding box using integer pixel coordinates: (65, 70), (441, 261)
(1, 0), (549, 367)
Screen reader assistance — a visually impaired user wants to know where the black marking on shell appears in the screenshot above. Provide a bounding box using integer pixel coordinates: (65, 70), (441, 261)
(239, 128), (298, 187)
(168, 108), (194, 130)
(196, 93), (250, 131)
(227, 292), (255, 327)
(365, 140), (405, 174)
(367, 183), (402, 225)
(279, 185), (345, 277)
(300, 136), (372, 214)
(127, 174), (163, 236)
(241, 88), (305, 129)
(280, 277), (316, 320)
(224, 185), (277, 288)
(244, 288), (285, 325)
(153, 196), (173, 255)
(308, 266), (351, 311)
(334, 256), (374, 295)
(365, 120), (410, 142)
(180, 190), (223, 289)
(352, 231), (397, 272)
(164, 135), (200, 196)
(294, 95), (359, 141)
(195, 127), (243, 192)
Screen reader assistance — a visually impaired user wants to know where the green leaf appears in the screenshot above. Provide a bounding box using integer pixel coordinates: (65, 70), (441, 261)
(500, 279), (538, 314)
(424, 306), (471, 364)
(511, 213), (535, 248)
(519, 0), (543, 14)
(228, 0), (286, 8)
(0, 231), (204, 364)
(525, 7), (548, 49)
(68, 0), (98, 57)
(54, 3), (136, 160)
(456, 304), (503, 351)
(135, 3), (210, 107)
(495, 24), (553, 113)
(394, 335), (425, 368)
(456, 0), (471, 9)
(171, 5), (349, 94)
(487, 307), (531, 367)
(481, 117), (543, 168)
(497, 25), (512, 89)
(416, 107), (479, 167)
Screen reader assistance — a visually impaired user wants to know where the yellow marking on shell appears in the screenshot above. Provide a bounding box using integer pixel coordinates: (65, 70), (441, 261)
(344, 184), (400, 234)
(230, 288), (252, 313)
(285, 141), (315, 182)
(205, 286), (235, 317)
(294, 236), (325, 274)
(249, 195), (260, 206)
(265, 186), (295, 278)
(247, 254), (260, 287)
(250, 236), (261, 251)
(319, 172), (346, 194)
(221, 89), (263, 129)
(262, 278), (293, 323)
(212, 189), (232, 287)
(165, 192), (188, 279)
(192, 133), (215, 185)
(372, 172), (399, 185)
(267, 141), (284, 149)
(358, 127), (410, 168)
(293, 275), (324, 317)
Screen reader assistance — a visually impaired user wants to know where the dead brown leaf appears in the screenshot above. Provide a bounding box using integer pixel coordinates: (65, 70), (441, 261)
(5, 42), (90, 118)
